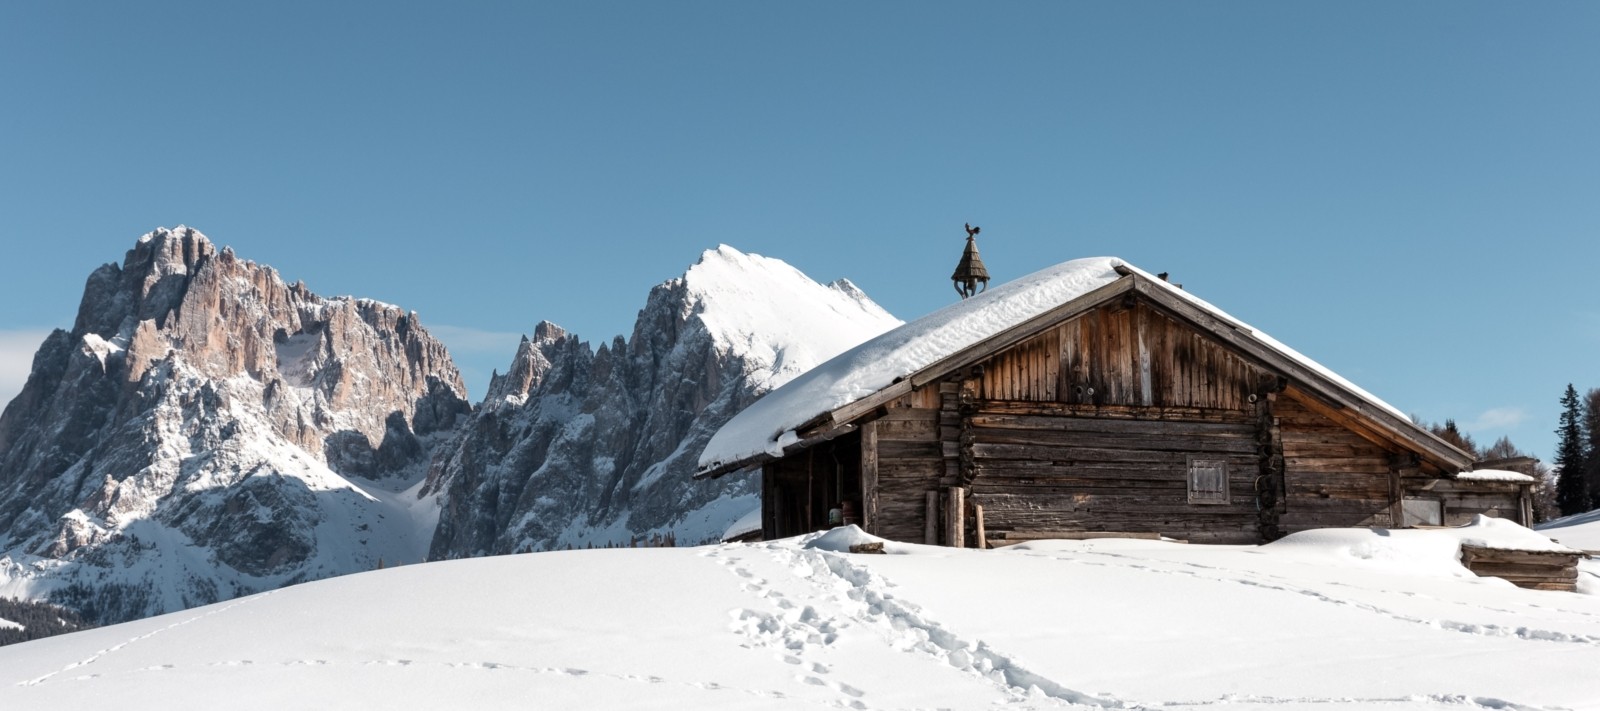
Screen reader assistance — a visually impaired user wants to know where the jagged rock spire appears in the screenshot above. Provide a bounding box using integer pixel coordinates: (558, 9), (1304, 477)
(951, 223), (989, 299)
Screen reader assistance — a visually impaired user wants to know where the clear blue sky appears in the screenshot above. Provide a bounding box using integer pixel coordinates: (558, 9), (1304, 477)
(2, 2), (1596, 462)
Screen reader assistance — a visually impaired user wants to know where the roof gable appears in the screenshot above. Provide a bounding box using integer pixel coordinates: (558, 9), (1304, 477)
(696, 257), (1472, 478)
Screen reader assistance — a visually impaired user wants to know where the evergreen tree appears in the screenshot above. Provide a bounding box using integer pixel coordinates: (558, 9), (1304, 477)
(1585, 388), (1600, 510)
(1554, 384), (1589, 516)
(1423, 418), (1480, 458)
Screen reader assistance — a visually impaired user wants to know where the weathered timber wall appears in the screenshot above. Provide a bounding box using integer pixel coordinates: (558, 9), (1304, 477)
(872, 401), (943, 543)
(962, 402), (1262, 544)
(850, 296), (1524, 546)
(1404, 478), (1526, 526)
(980, 302), (1268, 410)
(1276, 394), (1396, 532)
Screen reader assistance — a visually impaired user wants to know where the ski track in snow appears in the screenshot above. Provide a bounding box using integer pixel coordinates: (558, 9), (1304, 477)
(19, 590), (277, 688)
(1032, 550), (1600, 648)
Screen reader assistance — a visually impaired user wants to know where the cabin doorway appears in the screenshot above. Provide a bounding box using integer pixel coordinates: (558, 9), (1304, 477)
(763, 432), (863, 539)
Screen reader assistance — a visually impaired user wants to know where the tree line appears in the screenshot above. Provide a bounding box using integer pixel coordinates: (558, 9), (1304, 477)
(0, 597), (92, 647)
(1426, 385), (1600, 522)
(1553, 384), (1600, 518)
(1416, 416), (1559, 521)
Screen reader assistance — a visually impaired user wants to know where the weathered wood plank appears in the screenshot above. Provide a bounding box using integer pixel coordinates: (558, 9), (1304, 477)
(947, 487), (965, 548)
(860, 420), (879, 536)
(994, 530), (1164, 541)
(966, 413), (1256, 435)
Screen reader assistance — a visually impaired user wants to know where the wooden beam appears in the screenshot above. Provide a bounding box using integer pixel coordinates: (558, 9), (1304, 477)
(975, 504), (987, 550)
(993, 531), (1165, 541)
(925, 491), (939, 545)
(761, 464), (777, 540)
(947, 487), (966, 549)
(860, 420), (879, 535)
(823, 379), (915, 433)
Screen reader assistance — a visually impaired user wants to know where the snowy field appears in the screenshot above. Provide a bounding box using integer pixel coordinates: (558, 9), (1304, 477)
(2, 520), (1598, 711)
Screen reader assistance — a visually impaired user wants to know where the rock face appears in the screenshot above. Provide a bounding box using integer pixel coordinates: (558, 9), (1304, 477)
(0, 234), (896, 628)
(0, 227), (470, 624)
(424, 245), (900, 556)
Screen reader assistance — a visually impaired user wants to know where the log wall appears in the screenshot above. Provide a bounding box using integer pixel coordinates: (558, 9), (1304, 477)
(964, 402), (1262, 544)
(1275, 394), (1398, 532)
(870, 401), (943, 543)
(841, 296), (1528, 547)
(980, 302), (1268, 410)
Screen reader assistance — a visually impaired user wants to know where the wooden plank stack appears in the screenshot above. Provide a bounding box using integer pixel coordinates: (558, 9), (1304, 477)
(1458, 544), (1580, 592)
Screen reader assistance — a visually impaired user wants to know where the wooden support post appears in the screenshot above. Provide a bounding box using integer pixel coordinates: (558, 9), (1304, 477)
(1520, 487), (1533, 528)
(974, 504), (986, 550)
(925, 491), (939, 545)
(806, 449), (815, 531)
(1388, 467), (1404, 528)
(761, 464), (776, 540)
(860, 420), (879, 535)
(946, 487), (966, 549)
(1388, 453), (1420, 528)
(1254, 382), (1286, 541)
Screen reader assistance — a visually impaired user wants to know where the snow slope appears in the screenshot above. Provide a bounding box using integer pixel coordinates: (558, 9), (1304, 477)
(4, 520), (1598, 711)
(1539, 510), (1600, 552)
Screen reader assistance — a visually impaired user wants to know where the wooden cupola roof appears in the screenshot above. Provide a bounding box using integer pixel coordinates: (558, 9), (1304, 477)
(951, 224), (989, 299)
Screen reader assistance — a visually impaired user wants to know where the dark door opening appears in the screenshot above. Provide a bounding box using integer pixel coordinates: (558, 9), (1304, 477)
(763, 432), (862, 539)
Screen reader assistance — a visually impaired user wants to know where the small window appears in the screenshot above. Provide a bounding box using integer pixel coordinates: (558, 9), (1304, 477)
(1402, 497), (1443, 527)
(1187, 457), (1229, 505)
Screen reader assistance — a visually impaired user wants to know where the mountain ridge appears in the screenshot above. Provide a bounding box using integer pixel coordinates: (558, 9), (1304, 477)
(0, 229), (900, 629)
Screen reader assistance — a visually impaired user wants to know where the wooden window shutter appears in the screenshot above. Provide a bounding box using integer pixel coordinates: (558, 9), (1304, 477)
(1187, 456), (1229, 505)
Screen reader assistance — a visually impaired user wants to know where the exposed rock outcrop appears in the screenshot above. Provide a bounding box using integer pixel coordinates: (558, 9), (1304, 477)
(0, 227), (469, 624)
(423, 245), (900, 556)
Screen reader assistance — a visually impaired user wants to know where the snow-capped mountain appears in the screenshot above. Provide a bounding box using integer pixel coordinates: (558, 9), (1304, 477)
(0, 227), (470, 624)
(423, 245), (901, 556)
(0, 234), (895, 629)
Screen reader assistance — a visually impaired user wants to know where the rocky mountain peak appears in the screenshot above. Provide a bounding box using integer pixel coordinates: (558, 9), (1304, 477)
(532, 320), (567, 343)
(425, 245), (901, 558)
(0, 227), (470, 624)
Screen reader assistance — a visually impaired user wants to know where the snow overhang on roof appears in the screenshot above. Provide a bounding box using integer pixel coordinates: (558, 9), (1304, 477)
(1456, 469), (1537, 484)
(695, 256), (1473, 479)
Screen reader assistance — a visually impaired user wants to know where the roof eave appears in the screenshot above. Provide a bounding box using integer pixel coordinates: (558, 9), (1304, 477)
(1128, 276), (1476, 471)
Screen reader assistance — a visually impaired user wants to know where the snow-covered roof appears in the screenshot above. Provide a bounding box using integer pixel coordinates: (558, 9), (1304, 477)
(698, 256), (1466, 477)
(1457, 469), (1537, 483)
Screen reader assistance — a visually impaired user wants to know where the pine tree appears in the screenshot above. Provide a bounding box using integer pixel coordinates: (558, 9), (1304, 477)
(1426, 418), (1480, 457)
(1554, 384), (1589, 516)
(1585, 388), (1600, 510)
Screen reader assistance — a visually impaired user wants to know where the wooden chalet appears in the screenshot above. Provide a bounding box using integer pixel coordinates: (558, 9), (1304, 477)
(696, 256), (1534, 548)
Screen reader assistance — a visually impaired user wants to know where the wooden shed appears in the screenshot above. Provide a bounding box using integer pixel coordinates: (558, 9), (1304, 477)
(695, 257), (1534, 547)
